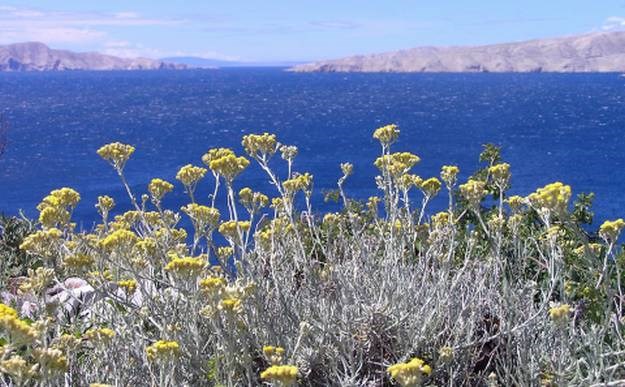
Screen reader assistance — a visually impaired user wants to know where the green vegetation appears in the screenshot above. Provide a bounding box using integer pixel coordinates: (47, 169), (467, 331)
(1, 125), (624, 386)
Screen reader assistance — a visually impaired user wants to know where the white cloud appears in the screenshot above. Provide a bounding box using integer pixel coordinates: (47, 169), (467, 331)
(602, 16), (625, 30)
(0, 4), (183, 46)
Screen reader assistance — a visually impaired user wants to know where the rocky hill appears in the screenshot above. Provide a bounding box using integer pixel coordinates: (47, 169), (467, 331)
(291, 31), (625, 73)
(0, 42), (186, 71)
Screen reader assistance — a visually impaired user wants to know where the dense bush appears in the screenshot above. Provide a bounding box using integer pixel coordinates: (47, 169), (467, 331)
(1, 125), (624, 386)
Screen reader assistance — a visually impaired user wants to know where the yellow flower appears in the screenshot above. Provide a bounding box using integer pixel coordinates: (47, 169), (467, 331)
(506, 195), (525, 211)
(599, 218), (625, 242)
(431, 212), (450, 228)
(84, 327), (116, 343)
(387, 357), (432, 386)
(398, 174), (423, 191)
(199, 276), (227, 294)
(0, 315), (38, 344)
(374, 152), (420, 178)
(97, 142), (135, 170)
(441, 165), (460, 187)
(242, 132), (278, 158)
(373, 124), (400, 146)
(549, 303), (571, 323)
(165, 256), (206, 277)
(96, 195), (115, 214)
(263, 345), (286, 365)
(420, 177), (442, 197)
(219, 297), (243, 313)
(239, 187), (269, 212)
(176, 164), (207, 187)
(217, 246), (234, 261)
(63, 253), (95, 270)
(282, 173), (313, 194)
(260, 365), (299, 385)
(488, 163), (511, 186)
(573, 243), (602, 257)
(34, 347), (68, 372)
(99, 229), (138, 251)
(0, 355), (36, 381)
(19, 228), (63, 256)
(207, 153), (249, 182)
(218, 221), (251, 241)
(340, 162), (353, 177)
(0, 303), (18, 319)
(148, 178), (174, 201)
(527, 182), (571, 213)
(117, 279), (138, 294)
(146, 340), (180, 362)
(181, 204), (220, 230)
(279, 145), (298, 161)
(459, 179), (486, 207)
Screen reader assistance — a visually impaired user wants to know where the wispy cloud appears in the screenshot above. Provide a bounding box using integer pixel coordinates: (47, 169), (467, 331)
(602, 16), (625, 30)
(0, 4), (183, 46)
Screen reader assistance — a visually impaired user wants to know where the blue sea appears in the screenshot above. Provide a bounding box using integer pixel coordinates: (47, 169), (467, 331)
(1, 69), (624, 227)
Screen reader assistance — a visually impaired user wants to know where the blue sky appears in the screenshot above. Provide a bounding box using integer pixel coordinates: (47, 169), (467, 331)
(1, 1), (625, 61)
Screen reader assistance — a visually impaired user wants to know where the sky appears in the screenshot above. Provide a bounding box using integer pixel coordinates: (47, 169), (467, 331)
(1, 1), (625, 62)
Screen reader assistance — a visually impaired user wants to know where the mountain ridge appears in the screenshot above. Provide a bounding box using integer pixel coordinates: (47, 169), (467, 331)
(0, 42), (186, 71)
(291, 31), (625, 73)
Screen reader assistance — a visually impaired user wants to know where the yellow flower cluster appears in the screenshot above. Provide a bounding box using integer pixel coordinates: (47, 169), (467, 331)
(0, 355), (36, 381)
(374, 152), (420, 178)
(263, 346), (286, 366)
(340, 162), (353, 177)
(148, 178), (174, 201)
(441, 165), (460, 186)
(387, 357), (432, 387)
(34, 347), (68, 372)
(239, 187), (269, 212)
(282, 173), (313, 194)
(204, 149), (249, 182)
(63, 253), (95, 270)
(398, 174), (423, 191)
(146, 340), (180, 362)
(506, 195), (525, 211)
(96, 195), (115, 216)
(117, 279), (138, 294)
(260, 365), (299, 385)
(219, 220), (251, 241)
(37, 187), (81, 228)
(99, 229), (138, 251)
(0, 309), (39, 344)
(199, 276), (227, 294)
(280, 145), (298, 162)
(431, 212), (450, 228)
(549, 303), (571, 323)
(373, 124), (400, 146)
(459, 179), (486, 206)
(599, 218), (625, 242)
(181, 203), (220, 229)
(420, 177), (442, 197)
(217, 246), (234, 260)
(527, 182), (571, 213)
(97, 142), (135, 170)
(242, 132), (278, 158)
(165, 255), (206, 277)
(84, 327), (116, 343)
(19, 228), (63, 256)
(488, 163), (511, 185)
(176, 164), (207, 187)
(573, 243), (602, 257)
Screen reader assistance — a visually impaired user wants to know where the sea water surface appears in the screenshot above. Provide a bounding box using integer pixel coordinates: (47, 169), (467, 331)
(0, 69), (624, 227)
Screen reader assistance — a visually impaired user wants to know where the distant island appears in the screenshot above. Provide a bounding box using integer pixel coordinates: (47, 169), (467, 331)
(0, 42), (186, 71)
(291, 31), (625, 73)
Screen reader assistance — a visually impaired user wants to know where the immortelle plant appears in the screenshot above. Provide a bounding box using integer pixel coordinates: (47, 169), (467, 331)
(1, 125), (624, 386)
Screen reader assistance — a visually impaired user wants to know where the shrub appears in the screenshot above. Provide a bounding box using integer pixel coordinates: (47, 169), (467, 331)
(1, 126), (624, 386)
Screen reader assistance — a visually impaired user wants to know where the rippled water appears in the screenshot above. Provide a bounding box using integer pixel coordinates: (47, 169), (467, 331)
(0, 69), (624, 226)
